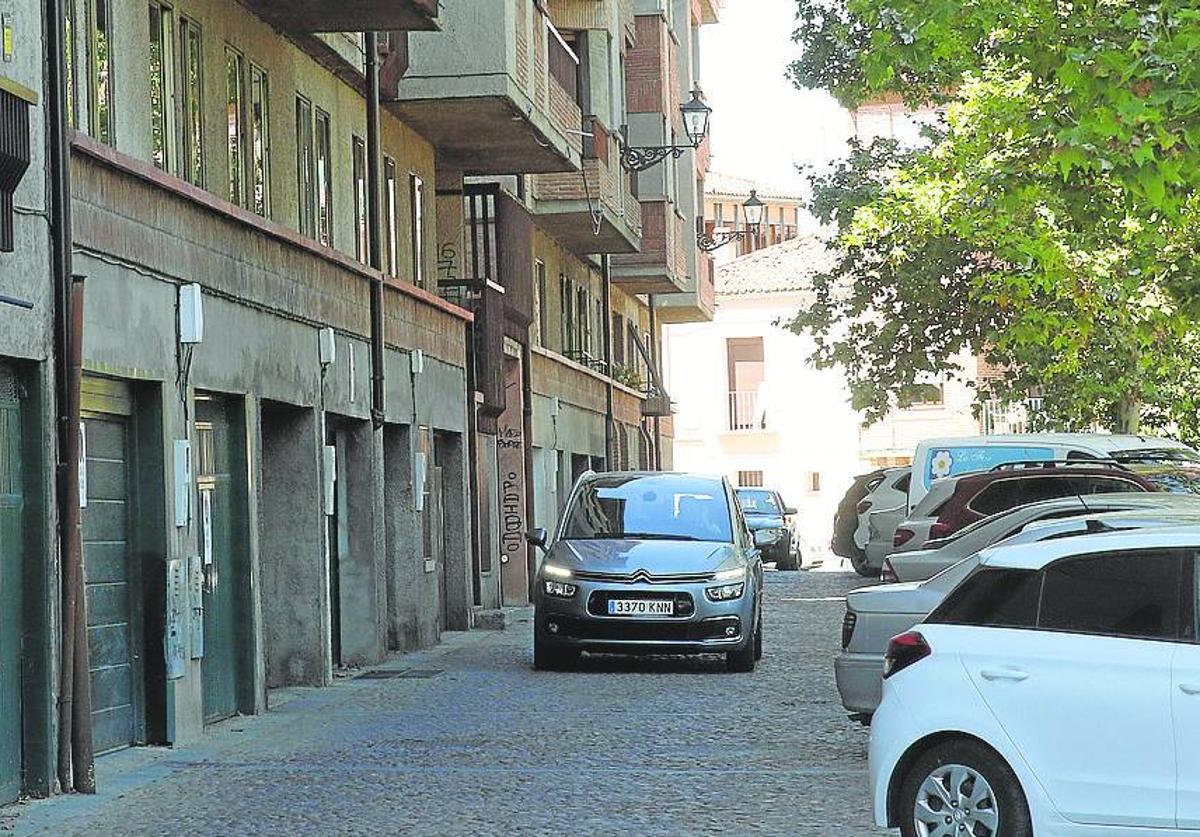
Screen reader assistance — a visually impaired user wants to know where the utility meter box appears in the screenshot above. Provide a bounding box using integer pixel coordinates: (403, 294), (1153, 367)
(179, 283), (204, 344)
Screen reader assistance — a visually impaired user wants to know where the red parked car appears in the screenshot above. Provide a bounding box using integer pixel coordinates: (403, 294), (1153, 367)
(891, 462), (1158, 550)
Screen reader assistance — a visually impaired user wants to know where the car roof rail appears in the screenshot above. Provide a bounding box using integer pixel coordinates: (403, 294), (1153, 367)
(987, 458), (1131, 473)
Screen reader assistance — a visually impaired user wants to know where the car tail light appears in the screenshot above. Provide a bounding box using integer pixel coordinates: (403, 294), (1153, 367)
(881, 558), (898, 583)
(893, 528), (915, 548)
(856, 499), (873, 515)
(929, 521), (954, 541)
(884, 631), (931, 679)
(841, 610), (858, 649)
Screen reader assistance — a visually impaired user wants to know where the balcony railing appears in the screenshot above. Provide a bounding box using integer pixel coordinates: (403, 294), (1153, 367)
(728, 390), (765, 431)
(981, 398), (1045, 435)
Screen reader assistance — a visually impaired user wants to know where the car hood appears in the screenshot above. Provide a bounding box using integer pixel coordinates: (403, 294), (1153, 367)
(847, 581), (944, 615)
(547, 539), (736, 575)
(743, 514), (784, 531)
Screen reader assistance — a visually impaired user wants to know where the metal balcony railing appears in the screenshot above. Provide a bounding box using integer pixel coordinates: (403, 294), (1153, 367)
(728, 390), (764, 431)
(981, 398), (1045, 435)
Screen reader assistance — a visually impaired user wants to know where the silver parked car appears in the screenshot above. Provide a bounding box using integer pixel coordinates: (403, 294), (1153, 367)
(836, 507), (1200, 717)
(883, 492), (1200, 582)
(858, 468), (912, 574)
(528, 472), (766, 672)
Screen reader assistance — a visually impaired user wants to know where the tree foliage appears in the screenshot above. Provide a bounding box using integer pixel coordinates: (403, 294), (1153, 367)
(787, 0), (1200, 435)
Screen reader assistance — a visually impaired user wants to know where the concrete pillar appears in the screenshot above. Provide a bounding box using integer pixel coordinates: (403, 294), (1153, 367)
(437, 432), (472, 631)
(383, 423), (422, 650)
(259, 403), (329, 687)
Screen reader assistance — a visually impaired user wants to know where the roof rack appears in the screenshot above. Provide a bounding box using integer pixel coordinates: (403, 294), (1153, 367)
(988, 459), (1132, 473)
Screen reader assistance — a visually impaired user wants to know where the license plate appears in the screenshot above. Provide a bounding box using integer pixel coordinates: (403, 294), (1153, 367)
(608, 599), (674, 617)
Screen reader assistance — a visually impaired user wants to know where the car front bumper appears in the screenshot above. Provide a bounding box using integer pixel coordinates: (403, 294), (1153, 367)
(834, 651), (884, 715)
(535, 578), (755, 655)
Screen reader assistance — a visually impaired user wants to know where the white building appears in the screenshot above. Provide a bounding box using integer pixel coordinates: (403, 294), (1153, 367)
(664, 235), (979, 562)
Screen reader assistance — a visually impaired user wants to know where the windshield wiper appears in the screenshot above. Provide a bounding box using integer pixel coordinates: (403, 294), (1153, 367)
(612, 532), (705, 541)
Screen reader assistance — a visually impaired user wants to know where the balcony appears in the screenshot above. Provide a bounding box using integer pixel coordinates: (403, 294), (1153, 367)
(529, 118), (642, 255)
(727, 390), (765, 432)
(656, 251), (716, 324)
(610, 201), (688, 294)
(235, 0), (438, 34)
(389, 0), (583, 175)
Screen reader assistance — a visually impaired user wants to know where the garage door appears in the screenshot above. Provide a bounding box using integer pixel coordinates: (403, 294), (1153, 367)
(0, 365), (24, 803)
(82, 377), (141, 754)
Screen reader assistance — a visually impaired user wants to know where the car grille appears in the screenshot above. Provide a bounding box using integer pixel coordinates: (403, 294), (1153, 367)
(572, 569), (715, 584)
(841, 610), (857, 649)
(545, 614), (741, 642)
(587, 590), (696, 618)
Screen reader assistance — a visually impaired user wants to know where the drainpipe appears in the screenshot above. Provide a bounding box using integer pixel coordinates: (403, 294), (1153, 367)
(520, 344), (535, 601)
(648, 293), (661, 471)
(365, 31), (385, 428)
(601, 255), (614, 470)
(44, 0), (94, 793)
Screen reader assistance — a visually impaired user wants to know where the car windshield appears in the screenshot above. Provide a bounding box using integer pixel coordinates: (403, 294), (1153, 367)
(562, 474), (733, 543)
(736, 489), (781, 515)
(1126, 462), (1200, 494)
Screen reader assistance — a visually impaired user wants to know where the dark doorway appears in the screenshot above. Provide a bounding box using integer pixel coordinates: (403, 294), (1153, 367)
(0, 364), (24, 803)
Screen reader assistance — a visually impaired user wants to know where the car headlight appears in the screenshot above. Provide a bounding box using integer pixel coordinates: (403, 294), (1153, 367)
(543, 580), (578, 599)
(705, 582), (745, 602)
(543, 564), (572, 579)
(758, 528), (783, 542)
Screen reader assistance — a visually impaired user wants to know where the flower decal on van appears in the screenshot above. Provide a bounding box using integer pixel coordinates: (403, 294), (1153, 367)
(930, 450), (954, 479)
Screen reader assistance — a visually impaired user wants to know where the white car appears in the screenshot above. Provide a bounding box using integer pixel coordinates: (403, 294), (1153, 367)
(870, 527), (1200, 836)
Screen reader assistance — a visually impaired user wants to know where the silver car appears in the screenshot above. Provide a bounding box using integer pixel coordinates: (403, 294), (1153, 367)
(528, 472), (767, 672)
(836, 507), (1200, 717)
(884, 492), (1200, 582)
(859, 468), (912, 573)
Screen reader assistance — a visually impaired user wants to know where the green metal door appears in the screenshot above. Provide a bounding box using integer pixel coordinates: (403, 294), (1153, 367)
(195, 395), (248, 723)
(0, 371), (24, 804)
(82, 408), (142, 754)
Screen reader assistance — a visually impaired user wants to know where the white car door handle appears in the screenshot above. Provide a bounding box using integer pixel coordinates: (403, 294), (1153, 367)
(980, 668), (1030, 683)
(1181, 683), (1200, 696)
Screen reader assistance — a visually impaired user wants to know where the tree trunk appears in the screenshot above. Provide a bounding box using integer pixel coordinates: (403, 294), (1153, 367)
(1115, 395), (1141, 434)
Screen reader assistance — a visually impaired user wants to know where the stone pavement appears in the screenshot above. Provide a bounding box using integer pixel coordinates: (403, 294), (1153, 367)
(4, 570), (890, 836)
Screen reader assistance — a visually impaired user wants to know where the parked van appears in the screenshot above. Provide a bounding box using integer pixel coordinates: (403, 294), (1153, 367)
(907, 433), (1200, 510)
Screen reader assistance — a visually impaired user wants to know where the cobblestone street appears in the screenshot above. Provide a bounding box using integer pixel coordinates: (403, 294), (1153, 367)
(5, 569), (889, 836)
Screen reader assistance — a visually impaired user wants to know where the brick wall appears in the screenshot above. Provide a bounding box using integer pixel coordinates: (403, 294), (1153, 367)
(628, 16), (666, 115)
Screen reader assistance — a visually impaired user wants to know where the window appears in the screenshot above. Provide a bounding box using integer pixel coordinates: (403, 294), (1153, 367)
(352, 136), (368, 262)
(180, 17), (204, 186)
(65, 3), (76, 128)
(88, 0), (114, 144)
(928, 568), (1041, 629)
(727, 337), (765, 430)
(547, 27), (580, 102)
(314, 109), (333, 246)
(248, 64), (270, 217)
(149, 2), (178, 172)
(534, 261), (547, 347)
(737, 470), (764, 488)
(409, 174), (425, 286)
(562, 474), (733, 544)
(808, 472), (822, 493)
(560, 276), (574, 354)
(225, 47), (245, 206)
(384, 157), (398, 277)
(295, 95), (315, 237)
(578, 287), (591, 356)
(611, 313), (626, 366)
(1039, 550), (1184, 641)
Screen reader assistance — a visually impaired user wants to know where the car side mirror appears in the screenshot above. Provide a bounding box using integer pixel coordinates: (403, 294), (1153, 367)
(525, 528), (549, 550)
(784, 506), (798, 516)
(752, 529), (773, 549)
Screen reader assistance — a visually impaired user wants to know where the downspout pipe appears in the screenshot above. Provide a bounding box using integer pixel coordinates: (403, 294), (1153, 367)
(520, 345), (535, 601)
(601, 255), (615, 470)
(365, 31), (385, 428)
(44, 0), (94, 793)
(648, 294), (661, 471)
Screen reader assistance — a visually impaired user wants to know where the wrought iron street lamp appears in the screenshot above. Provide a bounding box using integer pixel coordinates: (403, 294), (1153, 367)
(620, 90), (712, 172)
(697, 190), (765, 253)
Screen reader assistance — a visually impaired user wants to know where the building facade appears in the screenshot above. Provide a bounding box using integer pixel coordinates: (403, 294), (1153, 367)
(702, 171), (805, 264)
(0, 0), (725, 802)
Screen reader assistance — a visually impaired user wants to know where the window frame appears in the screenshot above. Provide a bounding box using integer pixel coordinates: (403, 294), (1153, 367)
(224, 45), (246, 207)
(352, 135), (368, 262)
(314, 108), (333, 246)
(247, 61), (271, 217)
(179, 15), (205, 187)
(148, 1), (179, 173)
(384, 156), (398, 277)
(409, 173), (425, 287)
(295, 94), (315, 238)
(87, 0), (115, 145)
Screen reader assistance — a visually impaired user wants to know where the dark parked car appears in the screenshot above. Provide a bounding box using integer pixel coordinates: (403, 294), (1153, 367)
(891, 462), (1158, 548)
(832, 469), (887, 564)
(735, 487), (801, 570)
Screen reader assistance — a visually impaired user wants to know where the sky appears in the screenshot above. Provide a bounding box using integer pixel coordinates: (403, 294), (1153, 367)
(699, 0), (853, 194)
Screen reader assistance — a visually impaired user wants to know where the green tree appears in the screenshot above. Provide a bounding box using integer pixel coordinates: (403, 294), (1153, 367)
(787, 0), (1200, 433)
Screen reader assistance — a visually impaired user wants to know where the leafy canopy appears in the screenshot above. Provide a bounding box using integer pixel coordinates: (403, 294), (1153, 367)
(787, 0), (1200, 435)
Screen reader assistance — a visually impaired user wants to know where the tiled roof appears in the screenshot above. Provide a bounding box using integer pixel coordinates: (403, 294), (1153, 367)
(706, 171), (805, 203)
(716, 235), (839, 297)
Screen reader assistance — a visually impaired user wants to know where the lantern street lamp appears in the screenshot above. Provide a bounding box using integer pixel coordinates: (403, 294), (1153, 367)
(620, 90), (712, 172)
(697, 190), (766, 252)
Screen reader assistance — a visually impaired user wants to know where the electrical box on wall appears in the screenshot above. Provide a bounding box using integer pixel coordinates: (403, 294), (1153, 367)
(318, 327), (336, 366)
(179, 283), (204, 344)
(410, 348), (425, 376)
(173, 439), (192, 527)
(322, 444), (337, 516)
